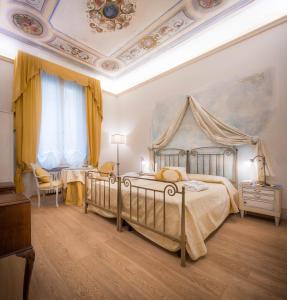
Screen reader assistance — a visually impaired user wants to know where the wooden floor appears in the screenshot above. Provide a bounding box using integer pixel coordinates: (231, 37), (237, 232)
(1, 198), (287, 300)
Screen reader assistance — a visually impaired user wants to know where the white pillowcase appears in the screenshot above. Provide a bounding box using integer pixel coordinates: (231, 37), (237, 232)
(166, 167), (189, 181)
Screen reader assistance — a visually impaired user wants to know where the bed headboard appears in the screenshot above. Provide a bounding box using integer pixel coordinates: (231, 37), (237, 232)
(153, 148), (187, 171)
(152, 146), (238, 186)
(187, 147), (238, 185)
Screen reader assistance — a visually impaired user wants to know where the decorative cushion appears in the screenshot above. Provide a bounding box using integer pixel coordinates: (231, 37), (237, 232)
(39, 180), (62, 189)
(35, 167), (51, 183)
(155, 168), (182, 182)
(99, 161), (115, 176)
(167, 167), (189, 181)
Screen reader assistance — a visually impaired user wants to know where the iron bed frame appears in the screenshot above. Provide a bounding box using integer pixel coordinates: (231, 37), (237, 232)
(85, 146), (238, 267)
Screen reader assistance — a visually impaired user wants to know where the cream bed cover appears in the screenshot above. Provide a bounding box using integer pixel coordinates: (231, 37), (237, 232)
(87, 174), (239, 260)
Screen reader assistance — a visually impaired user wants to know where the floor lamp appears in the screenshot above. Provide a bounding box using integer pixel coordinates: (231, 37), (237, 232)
(111, 134), (126, 176)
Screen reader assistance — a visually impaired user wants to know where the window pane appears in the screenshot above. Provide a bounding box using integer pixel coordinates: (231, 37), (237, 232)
(38, 72), (63, 169)
(63, 80), (87, 167)
(38, 72), (87, 169)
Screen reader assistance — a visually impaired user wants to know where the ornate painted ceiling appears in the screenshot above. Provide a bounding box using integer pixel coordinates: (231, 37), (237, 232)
(0, 0), (256, 79)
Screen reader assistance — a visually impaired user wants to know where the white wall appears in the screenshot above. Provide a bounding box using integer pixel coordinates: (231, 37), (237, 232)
(114, 23), (287, 209)
(0, 59), (14, 183)
(99, 92), (119, 166)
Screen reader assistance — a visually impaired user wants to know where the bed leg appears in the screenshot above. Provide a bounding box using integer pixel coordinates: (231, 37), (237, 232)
(84, 172), (88, 214)
(181, 247), (186, 267)
(117, 218), (123, 232)
(117, 176), (122, 232)
(127, 223), (133, 231)
(180, 186), (186, 267)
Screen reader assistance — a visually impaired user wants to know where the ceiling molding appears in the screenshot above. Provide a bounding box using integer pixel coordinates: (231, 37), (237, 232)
(1, 16), (286, 97)
(0, 54), (14, 63)
(0, 0), (255, 77)
(1, 1), (286, 95)
(116, 16), (287, 97)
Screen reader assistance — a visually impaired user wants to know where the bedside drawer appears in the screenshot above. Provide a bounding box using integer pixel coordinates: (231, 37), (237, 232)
(243, 199), (274, 211)
(242, 192), (274, 202)
(242, 187), (274, 196)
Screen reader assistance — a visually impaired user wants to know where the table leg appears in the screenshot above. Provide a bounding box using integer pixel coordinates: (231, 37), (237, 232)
(17, 247), (35, 300)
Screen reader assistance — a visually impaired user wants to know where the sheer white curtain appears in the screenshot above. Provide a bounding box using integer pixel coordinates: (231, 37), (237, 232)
(38, 72), (87, 169)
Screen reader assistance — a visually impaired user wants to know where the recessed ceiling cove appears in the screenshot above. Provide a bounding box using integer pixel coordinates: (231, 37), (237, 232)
(0, 0), (254, 77)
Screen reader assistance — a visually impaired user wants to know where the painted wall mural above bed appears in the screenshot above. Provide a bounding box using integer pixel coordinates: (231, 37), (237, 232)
(152, 70), (274, 149)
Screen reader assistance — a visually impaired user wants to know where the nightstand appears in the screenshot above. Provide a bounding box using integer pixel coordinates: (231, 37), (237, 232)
(239, 183), (281, 226)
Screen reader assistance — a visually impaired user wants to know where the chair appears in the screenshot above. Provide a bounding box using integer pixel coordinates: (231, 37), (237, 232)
(31, 163), (63, 208)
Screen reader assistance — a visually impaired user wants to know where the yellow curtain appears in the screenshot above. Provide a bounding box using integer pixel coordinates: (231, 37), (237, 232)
(13, 51), (103, 192)
(86, 82), (102, 166)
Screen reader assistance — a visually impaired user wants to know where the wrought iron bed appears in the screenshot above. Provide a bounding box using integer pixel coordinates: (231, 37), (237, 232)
(85, 172), (119, 218)
(187, 146), (238, 185)
(84, 146), (237, 266)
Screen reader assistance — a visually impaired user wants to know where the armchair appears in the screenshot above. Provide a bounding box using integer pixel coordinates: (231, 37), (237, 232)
(31, 163), (63, 207)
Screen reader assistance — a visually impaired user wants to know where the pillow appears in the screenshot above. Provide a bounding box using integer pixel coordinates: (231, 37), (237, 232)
(99, 161), (115, 176)
(167, 167), (189, 181)
(35, 167), (51, 183)
(155, 168), (182, 182)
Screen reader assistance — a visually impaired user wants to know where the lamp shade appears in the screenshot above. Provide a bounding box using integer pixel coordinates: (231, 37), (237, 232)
(111, 134), (126, 144)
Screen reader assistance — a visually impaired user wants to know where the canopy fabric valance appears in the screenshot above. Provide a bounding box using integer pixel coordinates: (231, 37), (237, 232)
(13, 51), (103, 192)
(152, 96), (274, 179)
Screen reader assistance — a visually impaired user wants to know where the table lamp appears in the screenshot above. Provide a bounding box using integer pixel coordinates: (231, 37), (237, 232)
(111, 134), (126, 176)
(250, 155), (266, 186)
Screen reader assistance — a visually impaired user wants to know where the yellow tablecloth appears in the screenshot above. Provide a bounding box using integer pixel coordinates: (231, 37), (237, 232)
(65, 181), (85, 206)
(61, 168), (95, 207)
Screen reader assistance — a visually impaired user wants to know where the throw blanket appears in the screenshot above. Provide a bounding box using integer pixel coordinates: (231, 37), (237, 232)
(184, 180), (208, 192)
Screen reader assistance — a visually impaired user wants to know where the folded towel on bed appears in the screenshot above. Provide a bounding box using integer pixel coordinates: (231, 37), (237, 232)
(183, 180), (208, 192)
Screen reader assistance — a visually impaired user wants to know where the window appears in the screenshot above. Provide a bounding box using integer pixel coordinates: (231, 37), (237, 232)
(37, 72), (87, 169)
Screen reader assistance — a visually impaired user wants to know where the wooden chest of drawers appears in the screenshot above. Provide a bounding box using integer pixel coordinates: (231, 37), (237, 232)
(0, 193), (35, 300)
(239, 183), (281, 226)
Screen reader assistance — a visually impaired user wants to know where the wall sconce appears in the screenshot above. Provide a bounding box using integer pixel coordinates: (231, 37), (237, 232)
(250, 155), (266, 186)
(111, 134), (126, 176)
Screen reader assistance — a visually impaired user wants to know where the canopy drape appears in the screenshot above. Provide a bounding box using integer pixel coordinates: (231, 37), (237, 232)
(152, 96), (274, 180)
(13, 51), (103, 192)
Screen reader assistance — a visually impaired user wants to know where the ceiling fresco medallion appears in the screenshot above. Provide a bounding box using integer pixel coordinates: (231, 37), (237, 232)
(47, 37), (99, 66)
(117, 10), (193, 65)
(139, 35), (158, 50)
(100, 59), (120, 71)
(12, 13), (43, 35)
(86, 0), (136, 32)
(198, 0), (222, 9)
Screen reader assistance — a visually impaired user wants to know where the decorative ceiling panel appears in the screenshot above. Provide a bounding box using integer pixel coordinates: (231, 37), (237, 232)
(14, 0), (46, 12)
(117, 9), (194, 65)
(49, 0), (181, 56)
(0, 0), (255, 78)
